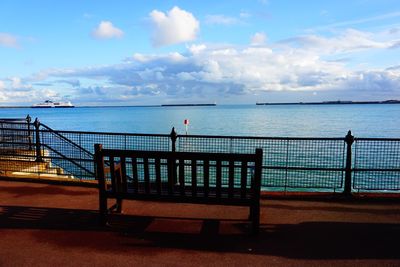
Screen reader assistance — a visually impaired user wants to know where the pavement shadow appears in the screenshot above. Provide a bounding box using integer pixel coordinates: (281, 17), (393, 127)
(0, 205), (399, 260)
(0, 184), (93, 197)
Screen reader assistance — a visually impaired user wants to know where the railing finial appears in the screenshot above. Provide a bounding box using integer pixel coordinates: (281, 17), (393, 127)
(170, 127), (177, 152)
(345, 130), (354, 145)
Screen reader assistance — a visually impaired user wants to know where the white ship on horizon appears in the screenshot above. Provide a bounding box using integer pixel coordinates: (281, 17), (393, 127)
(32, 100), (75, 108)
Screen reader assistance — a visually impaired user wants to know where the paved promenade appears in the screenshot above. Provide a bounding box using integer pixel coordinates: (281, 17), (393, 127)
(0, 180), (399, 267)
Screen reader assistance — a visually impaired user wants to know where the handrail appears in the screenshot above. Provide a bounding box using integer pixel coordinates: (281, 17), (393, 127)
(41, 144), (95, 176)
(39, 122), (93, 157)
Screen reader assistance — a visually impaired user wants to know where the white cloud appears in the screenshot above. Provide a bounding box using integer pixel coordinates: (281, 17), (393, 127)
(92, 21), (124, 39)
(0, 80), (4, 90)
(188, 44), (207, 54)
(149, 6), (199, 47)
(311, 11), (400, 31)
(280, 29), (393, 54)
(251, 32), (267, 45)
(0, 33), (18, 48)
(205, 15), (239, 25)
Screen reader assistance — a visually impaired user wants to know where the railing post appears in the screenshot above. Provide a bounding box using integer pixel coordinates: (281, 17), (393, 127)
(170, 127), (177, 152)
(26, 115), (32, 150)
(34, 118), (43, 162)
(344, 130), (354, 197)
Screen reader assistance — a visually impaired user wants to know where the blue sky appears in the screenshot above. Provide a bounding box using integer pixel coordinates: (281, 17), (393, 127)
(1, 0), (400, 105)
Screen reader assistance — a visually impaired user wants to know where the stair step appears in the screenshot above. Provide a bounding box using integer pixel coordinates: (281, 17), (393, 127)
(1, 171), (75, 180)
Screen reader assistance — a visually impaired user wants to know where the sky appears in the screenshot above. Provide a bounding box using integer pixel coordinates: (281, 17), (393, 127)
(1, 0), (400, 106)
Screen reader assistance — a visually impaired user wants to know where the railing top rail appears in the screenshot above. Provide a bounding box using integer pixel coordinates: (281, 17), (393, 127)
(37, 129), (348, 140)
(0, 121), (33, 125)
(355, 137), (400, 141)
(0, 118), (28, 122)
(38, 128), (172, 138)
(178, 134), (345, 141)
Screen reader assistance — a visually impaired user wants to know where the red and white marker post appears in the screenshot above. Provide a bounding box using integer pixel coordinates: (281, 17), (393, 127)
(184, 119), (189, 135)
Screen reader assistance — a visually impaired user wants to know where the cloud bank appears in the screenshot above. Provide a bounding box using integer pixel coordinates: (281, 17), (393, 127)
(1, 26), (400, 105)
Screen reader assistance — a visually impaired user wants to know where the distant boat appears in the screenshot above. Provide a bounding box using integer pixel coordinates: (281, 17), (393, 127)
(161, 103), (217, 107)
(32, 100), (75, 108)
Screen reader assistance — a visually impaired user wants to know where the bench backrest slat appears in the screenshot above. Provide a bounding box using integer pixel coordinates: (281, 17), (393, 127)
(143, 158), (150, 194)
(178, 159), (185, 196)
(109, 157), (117, 192)
(191, 160), (197, 197)
(132, 157), (139, 193)
(240, 161), (248, 198)
(120, 157), (128, 193)
(216, 160), (222, 199)
(155, 158), (162, 194)
(95, 145), (262, 200)
(167, 158), (174, 195)
(228, 160), (235, 198)
(204, 160), (210, 197)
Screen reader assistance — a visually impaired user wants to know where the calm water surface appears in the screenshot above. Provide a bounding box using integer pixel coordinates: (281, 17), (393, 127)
(0, 104), (399, 137)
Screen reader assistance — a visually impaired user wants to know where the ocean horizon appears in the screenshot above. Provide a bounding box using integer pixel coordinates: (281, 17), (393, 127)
(0, 104), (399, 138)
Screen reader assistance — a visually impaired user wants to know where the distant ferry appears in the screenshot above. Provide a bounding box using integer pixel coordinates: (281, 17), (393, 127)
(32, 100), (75, 108)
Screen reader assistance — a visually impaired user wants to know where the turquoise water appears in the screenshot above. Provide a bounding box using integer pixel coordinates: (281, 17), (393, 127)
(0, 104), (399, 137)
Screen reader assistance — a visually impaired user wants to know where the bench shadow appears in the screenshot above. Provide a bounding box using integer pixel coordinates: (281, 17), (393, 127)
(0, 205), (399, 260)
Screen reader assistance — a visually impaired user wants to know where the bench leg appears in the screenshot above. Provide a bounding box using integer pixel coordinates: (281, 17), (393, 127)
(249, 206), (253, 221)
(99, 194), (108, 226)
(251, 202), (260, 235)
(116, 198), (123, 213)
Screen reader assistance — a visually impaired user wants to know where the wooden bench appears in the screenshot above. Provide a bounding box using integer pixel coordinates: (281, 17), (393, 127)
(94, 144), (263, 234)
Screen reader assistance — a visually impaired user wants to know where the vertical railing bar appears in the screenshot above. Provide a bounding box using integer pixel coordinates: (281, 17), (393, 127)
(285, 139), (289, 192)
(344, 130), (354, 197)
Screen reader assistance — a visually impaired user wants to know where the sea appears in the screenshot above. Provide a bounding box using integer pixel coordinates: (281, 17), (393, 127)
(0, 104), (399, 138)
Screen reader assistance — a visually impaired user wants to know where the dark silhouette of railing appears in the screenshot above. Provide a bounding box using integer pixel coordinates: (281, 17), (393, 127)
(0, 116), (399, 195)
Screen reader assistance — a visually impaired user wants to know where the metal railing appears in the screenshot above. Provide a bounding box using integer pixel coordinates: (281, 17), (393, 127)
(353, 138), (400, 191)
(0, 116), (399, 194)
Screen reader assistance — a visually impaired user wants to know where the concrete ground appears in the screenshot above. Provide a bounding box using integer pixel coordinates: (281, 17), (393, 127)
(0, 180), (399, 267)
